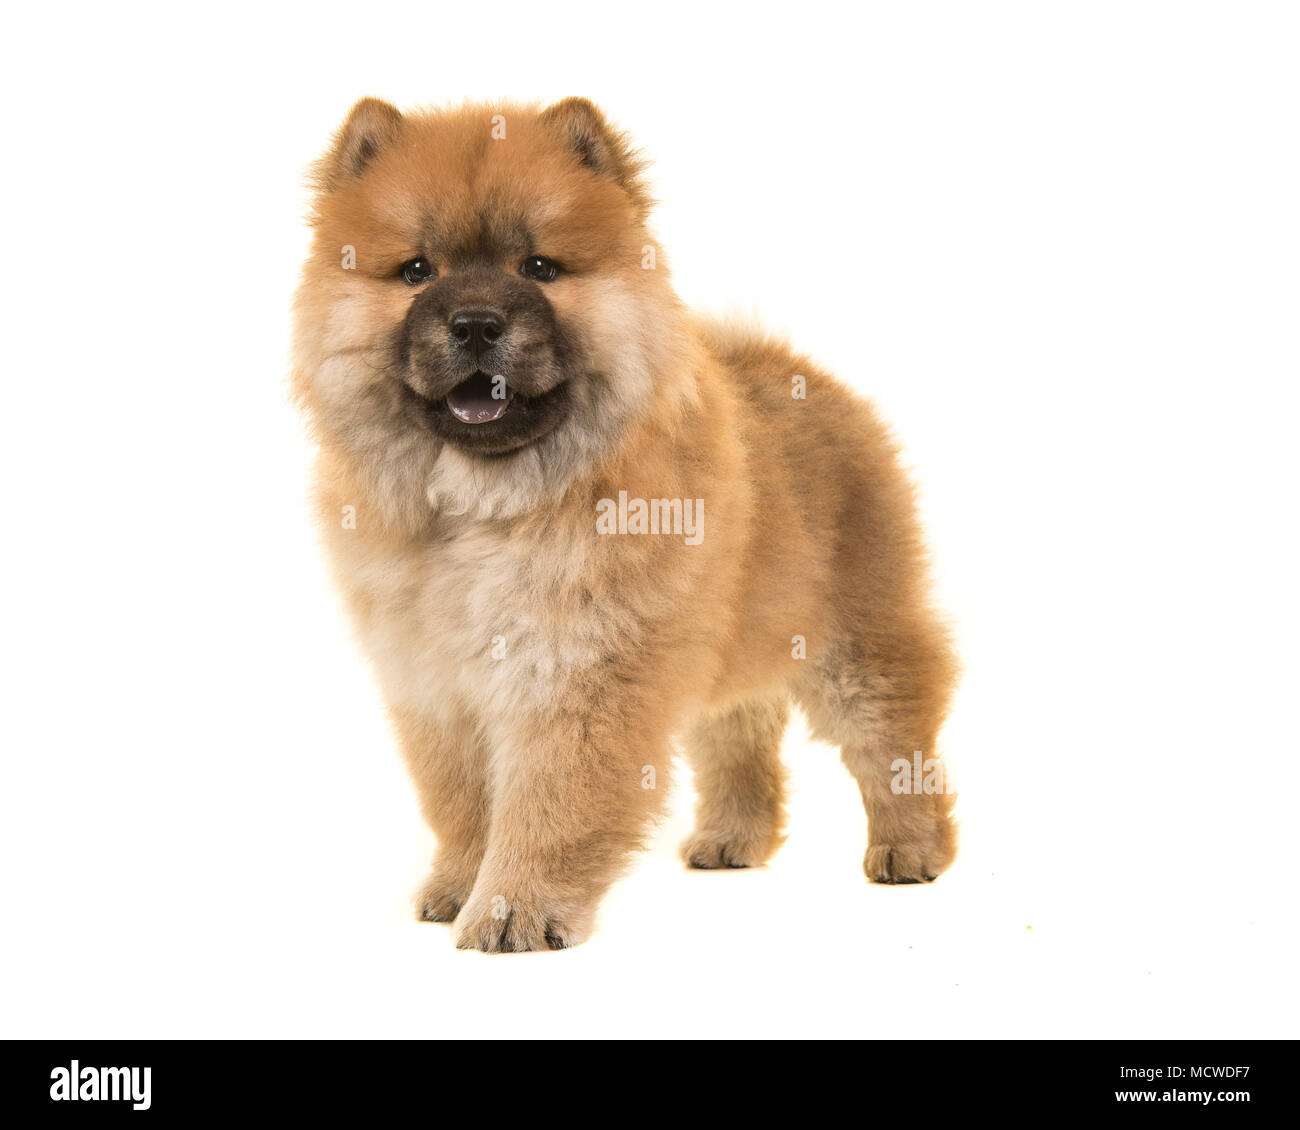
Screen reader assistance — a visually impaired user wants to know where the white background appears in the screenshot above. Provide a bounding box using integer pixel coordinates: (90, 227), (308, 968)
(2, 1), (1297, 1038)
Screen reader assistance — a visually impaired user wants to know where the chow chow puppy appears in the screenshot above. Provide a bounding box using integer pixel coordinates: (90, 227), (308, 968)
(292, 97), (958, 951)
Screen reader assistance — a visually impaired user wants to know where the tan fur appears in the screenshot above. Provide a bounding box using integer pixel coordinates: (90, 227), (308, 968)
(293, 98), (958, 951)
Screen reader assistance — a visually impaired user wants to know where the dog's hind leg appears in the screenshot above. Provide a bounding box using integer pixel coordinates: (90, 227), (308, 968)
(798, 627), (958, 884)
(680, 695), (790, 869)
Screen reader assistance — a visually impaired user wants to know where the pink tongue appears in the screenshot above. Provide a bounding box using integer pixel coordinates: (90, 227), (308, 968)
(446, 373), (513, 424)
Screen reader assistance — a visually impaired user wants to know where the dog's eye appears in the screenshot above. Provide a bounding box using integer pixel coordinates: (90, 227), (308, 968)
(521, 255), (559, 282)
(401, 258), (435, 285)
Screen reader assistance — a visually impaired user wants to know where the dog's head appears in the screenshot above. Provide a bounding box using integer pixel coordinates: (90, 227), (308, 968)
(294, 98), (687, 521)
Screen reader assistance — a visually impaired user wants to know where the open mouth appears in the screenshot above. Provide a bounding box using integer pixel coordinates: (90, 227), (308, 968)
(401, 368), (571, 455)
(445, 371), (515, 424)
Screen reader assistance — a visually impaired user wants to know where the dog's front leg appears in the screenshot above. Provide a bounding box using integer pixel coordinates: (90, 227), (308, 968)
(453, 698), (668, 952)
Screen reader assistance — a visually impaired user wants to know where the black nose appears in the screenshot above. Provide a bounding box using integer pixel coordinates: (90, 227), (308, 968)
(449, 310), (505, 354)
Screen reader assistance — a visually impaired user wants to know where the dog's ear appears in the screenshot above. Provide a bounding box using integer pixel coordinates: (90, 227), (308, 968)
(539, 97), (650, 216)
(315, 97), (403, 190)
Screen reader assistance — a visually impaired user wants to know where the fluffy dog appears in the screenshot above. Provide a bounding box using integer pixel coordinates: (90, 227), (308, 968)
(292, 97), (958, 951)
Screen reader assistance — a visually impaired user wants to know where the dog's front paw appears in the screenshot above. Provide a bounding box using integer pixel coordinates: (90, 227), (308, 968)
(453, 891), (585, 952)
(415, 869), (473, 923)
